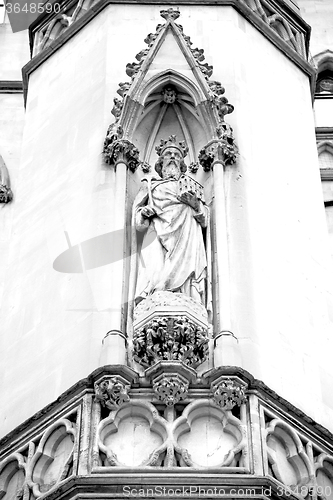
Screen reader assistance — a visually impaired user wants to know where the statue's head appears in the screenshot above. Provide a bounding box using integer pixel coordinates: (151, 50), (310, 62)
(155, 135), (188, 179)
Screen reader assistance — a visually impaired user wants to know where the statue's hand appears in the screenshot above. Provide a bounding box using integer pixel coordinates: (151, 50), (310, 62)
(179, 191), (200, 212)
(141, 206), (156, 219)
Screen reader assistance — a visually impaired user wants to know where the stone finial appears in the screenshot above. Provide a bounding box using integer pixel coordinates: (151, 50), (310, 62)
(160, 7), (180, 21)
(153, 374), (189, 406)
(212, 378), (247, 410)
(94, 376), (130, 410)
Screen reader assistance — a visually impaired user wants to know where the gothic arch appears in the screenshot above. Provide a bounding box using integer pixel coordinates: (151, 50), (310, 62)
(103, 7), (234, 170)
(313, 50), (333, 94)
(122, 71), (215, 165)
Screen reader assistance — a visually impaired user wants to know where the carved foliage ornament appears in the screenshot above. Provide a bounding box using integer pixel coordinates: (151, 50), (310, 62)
(94, 376), (130, 411)
(153, 374), (189, 406)
(133, 316), (209, 369)
(0, 156), (13, 204)
(0, 184), (13, 203)
(212, 378), (247, 410)
(199, 123), (238, 171)
(103, 137), (140, 172)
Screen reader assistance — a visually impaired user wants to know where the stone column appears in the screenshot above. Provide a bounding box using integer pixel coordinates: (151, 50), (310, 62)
(101, 135), (140, 365)
(199, 123), (239, 367)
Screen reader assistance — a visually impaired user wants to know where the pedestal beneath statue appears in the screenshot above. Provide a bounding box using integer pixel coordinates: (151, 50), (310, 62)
(132, 291), (209, 369)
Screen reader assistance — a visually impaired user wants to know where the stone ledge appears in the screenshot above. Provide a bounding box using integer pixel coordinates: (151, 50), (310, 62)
(0, 80), (23, 93)
(13, 474), (316, 500)
(1, 364), (333, 453)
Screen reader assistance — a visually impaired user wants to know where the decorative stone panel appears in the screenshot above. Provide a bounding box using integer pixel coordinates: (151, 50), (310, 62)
(265, 419), (313, 488)
(27, 418), (76, 496)
(1, 367), (333, 498)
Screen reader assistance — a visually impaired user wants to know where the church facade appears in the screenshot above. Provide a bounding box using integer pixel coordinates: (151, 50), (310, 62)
(1, 1), (333, 499)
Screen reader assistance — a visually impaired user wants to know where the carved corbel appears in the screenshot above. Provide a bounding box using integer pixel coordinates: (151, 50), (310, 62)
(146, 360), (196, 406)
(94, 376), (131, 411)
(198, 123), (238, 171)
(153, 373), (189, 406)
(211, 377), (247, 410)
(0, 156), (13, 203)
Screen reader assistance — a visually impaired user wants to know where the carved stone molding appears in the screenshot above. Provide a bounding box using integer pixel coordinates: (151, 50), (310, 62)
(199, 123), (238, 171)
(103, 138), (140, 172)
(94, 376), (130, 411)
(153, 374), (189, 406)
(211, 378), (247, 410)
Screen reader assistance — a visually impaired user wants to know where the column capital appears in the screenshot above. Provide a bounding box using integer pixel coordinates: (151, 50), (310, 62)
(199, 122), (238, 171)
(103, 124), (140, 172)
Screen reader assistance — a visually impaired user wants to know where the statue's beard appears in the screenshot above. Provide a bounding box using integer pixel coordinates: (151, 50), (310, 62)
(162, 161), (181, 180)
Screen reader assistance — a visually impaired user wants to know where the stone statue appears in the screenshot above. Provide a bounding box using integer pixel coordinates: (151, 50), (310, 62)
(132, 136), (210, 309)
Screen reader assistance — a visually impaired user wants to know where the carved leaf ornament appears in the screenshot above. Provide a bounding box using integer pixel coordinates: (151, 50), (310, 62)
(133, 316), (209, 369)
(98, 399), (246, 469)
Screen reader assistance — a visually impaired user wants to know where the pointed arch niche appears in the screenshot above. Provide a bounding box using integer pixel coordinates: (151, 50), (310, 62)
(103, 6), (235, 192)
(102, 8), (237, 348)
(127, 71), (210, 167)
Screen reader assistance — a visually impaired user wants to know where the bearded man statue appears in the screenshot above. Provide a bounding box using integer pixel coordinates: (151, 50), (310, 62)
(132, 136), (211, 311)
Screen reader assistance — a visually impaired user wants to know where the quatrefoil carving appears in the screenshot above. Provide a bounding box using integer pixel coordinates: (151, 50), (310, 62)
(0, 453), (26, 500)
(27, 418), (76, 496)
(98, 401), (168, 466)
(97, 399), (246, 469)
(266, 419), (312, 488)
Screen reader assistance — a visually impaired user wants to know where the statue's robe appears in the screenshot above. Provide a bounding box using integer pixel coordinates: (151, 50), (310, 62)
(132, 176), (210, 308)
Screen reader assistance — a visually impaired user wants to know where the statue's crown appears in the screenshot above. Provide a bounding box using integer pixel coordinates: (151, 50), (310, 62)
(155, 135), (189, 158)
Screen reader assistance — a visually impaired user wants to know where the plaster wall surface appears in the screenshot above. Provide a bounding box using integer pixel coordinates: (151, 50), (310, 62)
(0, 4), (333, 437)
(0, 25), (29, 79)
(0, 93), (26, 322)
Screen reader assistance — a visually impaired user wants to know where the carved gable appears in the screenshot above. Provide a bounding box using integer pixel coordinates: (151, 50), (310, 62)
(103, 8), (234, 168)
